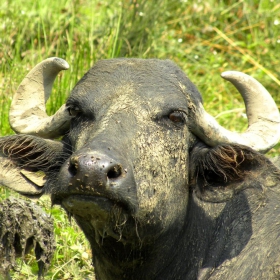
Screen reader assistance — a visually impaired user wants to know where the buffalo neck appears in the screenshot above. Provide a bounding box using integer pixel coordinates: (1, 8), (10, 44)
(69, 162), (280, 280)
(73, 199), (216, 280)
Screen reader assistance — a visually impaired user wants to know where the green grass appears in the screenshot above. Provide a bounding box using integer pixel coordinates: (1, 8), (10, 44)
(0, 0), (280, 278)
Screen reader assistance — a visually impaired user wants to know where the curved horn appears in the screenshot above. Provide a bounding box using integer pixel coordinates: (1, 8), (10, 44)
(9, 57), (71, 138)
(190, 71), (280, 153)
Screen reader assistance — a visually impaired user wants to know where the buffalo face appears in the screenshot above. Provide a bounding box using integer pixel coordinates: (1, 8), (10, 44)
(50, 59), (197, 245)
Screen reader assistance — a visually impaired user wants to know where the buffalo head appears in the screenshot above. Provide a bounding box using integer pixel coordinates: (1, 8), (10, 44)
(1, 57), (280, 279)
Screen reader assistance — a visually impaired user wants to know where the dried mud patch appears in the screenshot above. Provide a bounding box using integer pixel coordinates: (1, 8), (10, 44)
(0, 197), (55, 279)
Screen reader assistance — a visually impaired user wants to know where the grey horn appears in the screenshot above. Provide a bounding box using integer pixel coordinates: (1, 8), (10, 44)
(190, 71), (280, 153)
(9, 57), (71, 138)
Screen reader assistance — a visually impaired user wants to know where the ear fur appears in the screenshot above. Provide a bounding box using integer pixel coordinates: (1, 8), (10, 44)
(0, 134), (71, 196)
(0, 135), (71, 172)
(189, 142), (270, 202)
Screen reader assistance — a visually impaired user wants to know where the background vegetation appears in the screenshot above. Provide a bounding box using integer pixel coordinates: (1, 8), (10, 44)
(0, 0), (279, 278)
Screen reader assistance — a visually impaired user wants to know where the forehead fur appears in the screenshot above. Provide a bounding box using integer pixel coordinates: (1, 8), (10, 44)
(68, 58), (203, 106)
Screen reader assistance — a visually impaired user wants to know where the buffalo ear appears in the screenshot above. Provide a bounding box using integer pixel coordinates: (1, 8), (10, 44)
(0, 135), (70, 197)
(189, 142), (267, 202)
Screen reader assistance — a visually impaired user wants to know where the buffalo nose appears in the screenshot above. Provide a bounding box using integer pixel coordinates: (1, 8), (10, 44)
(68, 152), (125, 189)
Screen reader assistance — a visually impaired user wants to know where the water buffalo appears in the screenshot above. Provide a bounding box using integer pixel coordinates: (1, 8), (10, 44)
(1, 57), (280, 279)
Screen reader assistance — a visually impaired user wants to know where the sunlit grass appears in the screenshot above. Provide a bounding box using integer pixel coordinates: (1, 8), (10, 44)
(0, 0), (280, 278)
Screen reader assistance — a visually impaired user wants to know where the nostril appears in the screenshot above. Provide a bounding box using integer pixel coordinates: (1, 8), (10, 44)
(107, 164), (123, 179)
(68, 156), (78, 176)
(68, 153), (124, 182)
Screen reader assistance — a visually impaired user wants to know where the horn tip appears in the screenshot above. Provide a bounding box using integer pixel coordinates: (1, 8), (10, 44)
(221, 71), (249, 81)
(48, 57), (69, 70)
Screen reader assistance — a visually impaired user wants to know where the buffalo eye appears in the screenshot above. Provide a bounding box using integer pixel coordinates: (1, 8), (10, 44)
(168, 111), (186, 124)
(68, 106), (81, 117)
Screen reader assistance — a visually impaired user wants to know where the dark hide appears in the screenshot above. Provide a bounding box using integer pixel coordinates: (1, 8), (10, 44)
(1, 59), (280, 279)
(2, 135), (280, 279)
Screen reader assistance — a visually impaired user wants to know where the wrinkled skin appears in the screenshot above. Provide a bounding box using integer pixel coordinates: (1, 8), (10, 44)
(1, 59), (280, 279)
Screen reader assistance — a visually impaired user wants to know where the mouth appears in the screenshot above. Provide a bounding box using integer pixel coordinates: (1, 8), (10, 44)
(52, 186), (138, 215)
(61, 195), (114, 218)
(60, 195), (132, 243)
